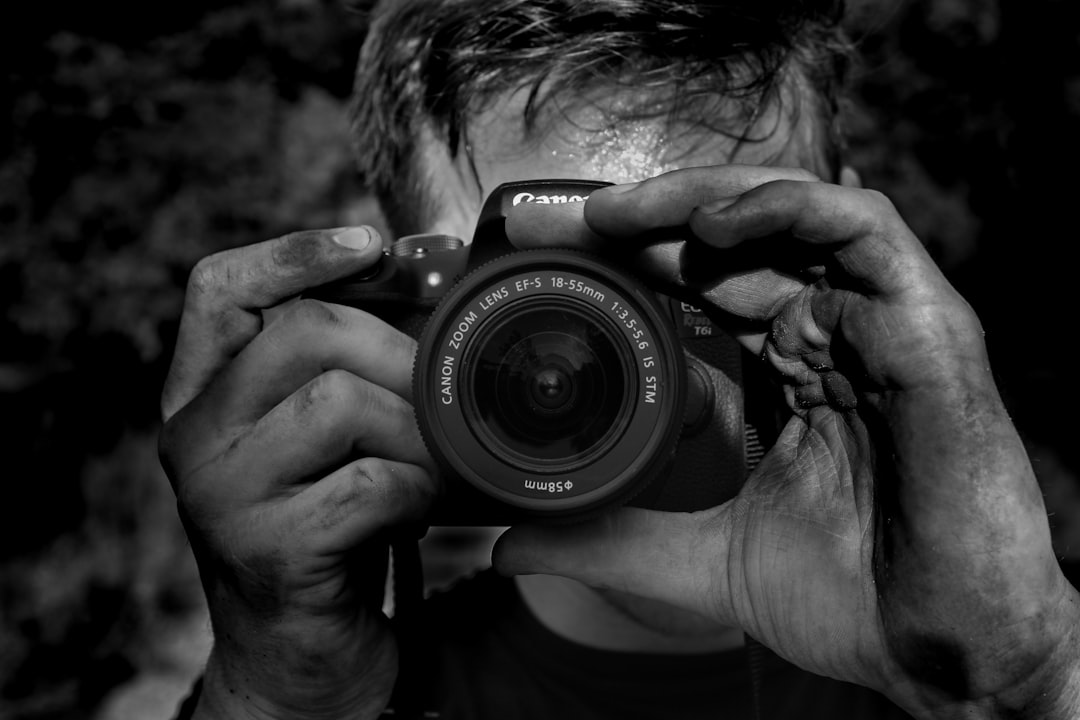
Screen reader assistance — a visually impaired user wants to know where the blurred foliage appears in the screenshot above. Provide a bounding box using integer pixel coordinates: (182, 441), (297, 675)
(1, 1), (377, 717)
(844, 0), (1080, 462)
(1, 0), (1079, 718)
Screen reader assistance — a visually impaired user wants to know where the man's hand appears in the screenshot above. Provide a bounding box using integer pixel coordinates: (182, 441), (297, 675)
(493, 167), (1080, 719)
(159, 227), (437, 719)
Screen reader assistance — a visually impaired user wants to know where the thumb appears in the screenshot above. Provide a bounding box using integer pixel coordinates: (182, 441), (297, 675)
(492, 507), (732, 623)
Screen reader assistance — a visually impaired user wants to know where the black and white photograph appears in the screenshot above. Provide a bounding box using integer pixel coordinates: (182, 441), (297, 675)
(3, 1), (1080, 718)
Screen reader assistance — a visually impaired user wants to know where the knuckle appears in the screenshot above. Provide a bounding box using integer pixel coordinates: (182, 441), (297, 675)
(344, 458), (387, 496)
(861, 189), (900, 235)
(297, 368), (363, 418)
(174, 473), (212, 524)
(862, 187), (894, 211)
(347, 459), (434, 513)
(180, 251), (261, 352)
(187, 253), (229, 300)
(316, 460), (387, 526)
(309, 461), (375, 533)
(284, 297), (347, 332)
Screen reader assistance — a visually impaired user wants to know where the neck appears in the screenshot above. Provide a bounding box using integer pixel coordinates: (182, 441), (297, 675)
(515, 574), (745, 654)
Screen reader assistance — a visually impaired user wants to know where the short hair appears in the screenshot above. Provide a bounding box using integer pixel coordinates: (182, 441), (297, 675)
(350, 0), (853, 237)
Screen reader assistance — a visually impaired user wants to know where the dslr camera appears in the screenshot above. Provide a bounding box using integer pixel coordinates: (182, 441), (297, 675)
(308, 180), (777, 525)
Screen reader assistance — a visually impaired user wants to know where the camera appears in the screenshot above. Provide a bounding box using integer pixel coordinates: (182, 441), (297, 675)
(307, 180), (778, 525)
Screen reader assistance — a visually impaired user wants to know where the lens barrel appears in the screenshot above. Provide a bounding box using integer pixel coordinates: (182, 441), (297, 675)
(414, 249), (686, 521)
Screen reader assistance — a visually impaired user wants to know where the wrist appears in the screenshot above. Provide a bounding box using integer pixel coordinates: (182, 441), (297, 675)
(899, 581), (1080, 720)
(982, 587), (1080, 720)
(193, 623), (398, 720)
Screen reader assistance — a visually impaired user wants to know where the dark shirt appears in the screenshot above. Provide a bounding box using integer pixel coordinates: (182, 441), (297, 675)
(386, 568), (915, 719)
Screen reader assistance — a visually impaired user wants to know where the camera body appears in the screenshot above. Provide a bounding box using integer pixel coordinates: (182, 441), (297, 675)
(308, 180), (777, 525)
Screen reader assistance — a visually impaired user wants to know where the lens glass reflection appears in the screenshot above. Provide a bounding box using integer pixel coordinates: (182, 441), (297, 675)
(468, 301), (631, 467)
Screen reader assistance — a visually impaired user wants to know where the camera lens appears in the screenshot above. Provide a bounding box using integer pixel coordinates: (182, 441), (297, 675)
(414, 249), (685, 521)
(466, 300), (632, 469)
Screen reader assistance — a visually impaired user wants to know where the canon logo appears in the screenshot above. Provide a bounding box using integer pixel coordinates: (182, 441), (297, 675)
(512, 192), (589, 206)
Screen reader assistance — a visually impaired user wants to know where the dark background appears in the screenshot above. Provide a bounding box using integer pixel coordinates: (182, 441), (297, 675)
(2, 0), (1079, 718)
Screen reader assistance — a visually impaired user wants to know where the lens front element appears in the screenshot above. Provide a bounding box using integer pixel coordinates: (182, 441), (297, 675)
(467, 300), (633, 470)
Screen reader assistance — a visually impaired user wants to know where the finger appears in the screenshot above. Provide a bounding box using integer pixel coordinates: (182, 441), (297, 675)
(288, 458), (437, 556)
(162, 226), (384, 422)
(582, 165), (821, 237)
(181, 369), (434, 502)
(505, 166), (820, 251)
(204, 298), (416, 429)
(687, 180), (931, 296)
(504, 199), (607, 252)
(492, 507), (732, 625)
(630, 239), (809, 324)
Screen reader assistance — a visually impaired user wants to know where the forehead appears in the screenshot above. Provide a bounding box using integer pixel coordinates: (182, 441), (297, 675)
(427, 83), (826, 236)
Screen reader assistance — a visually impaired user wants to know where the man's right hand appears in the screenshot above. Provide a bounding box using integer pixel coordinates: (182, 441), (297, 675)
(158, 226), (438, 720)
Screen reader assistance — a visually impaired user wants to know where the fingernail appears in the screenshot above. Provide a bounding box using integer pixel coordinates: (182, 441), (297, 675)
(332, 226), (372, 250)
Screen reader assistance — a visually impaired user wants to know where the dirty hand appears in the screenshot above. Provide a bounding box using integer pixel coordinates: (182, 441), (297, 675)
(495, 166), (1080, 719)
